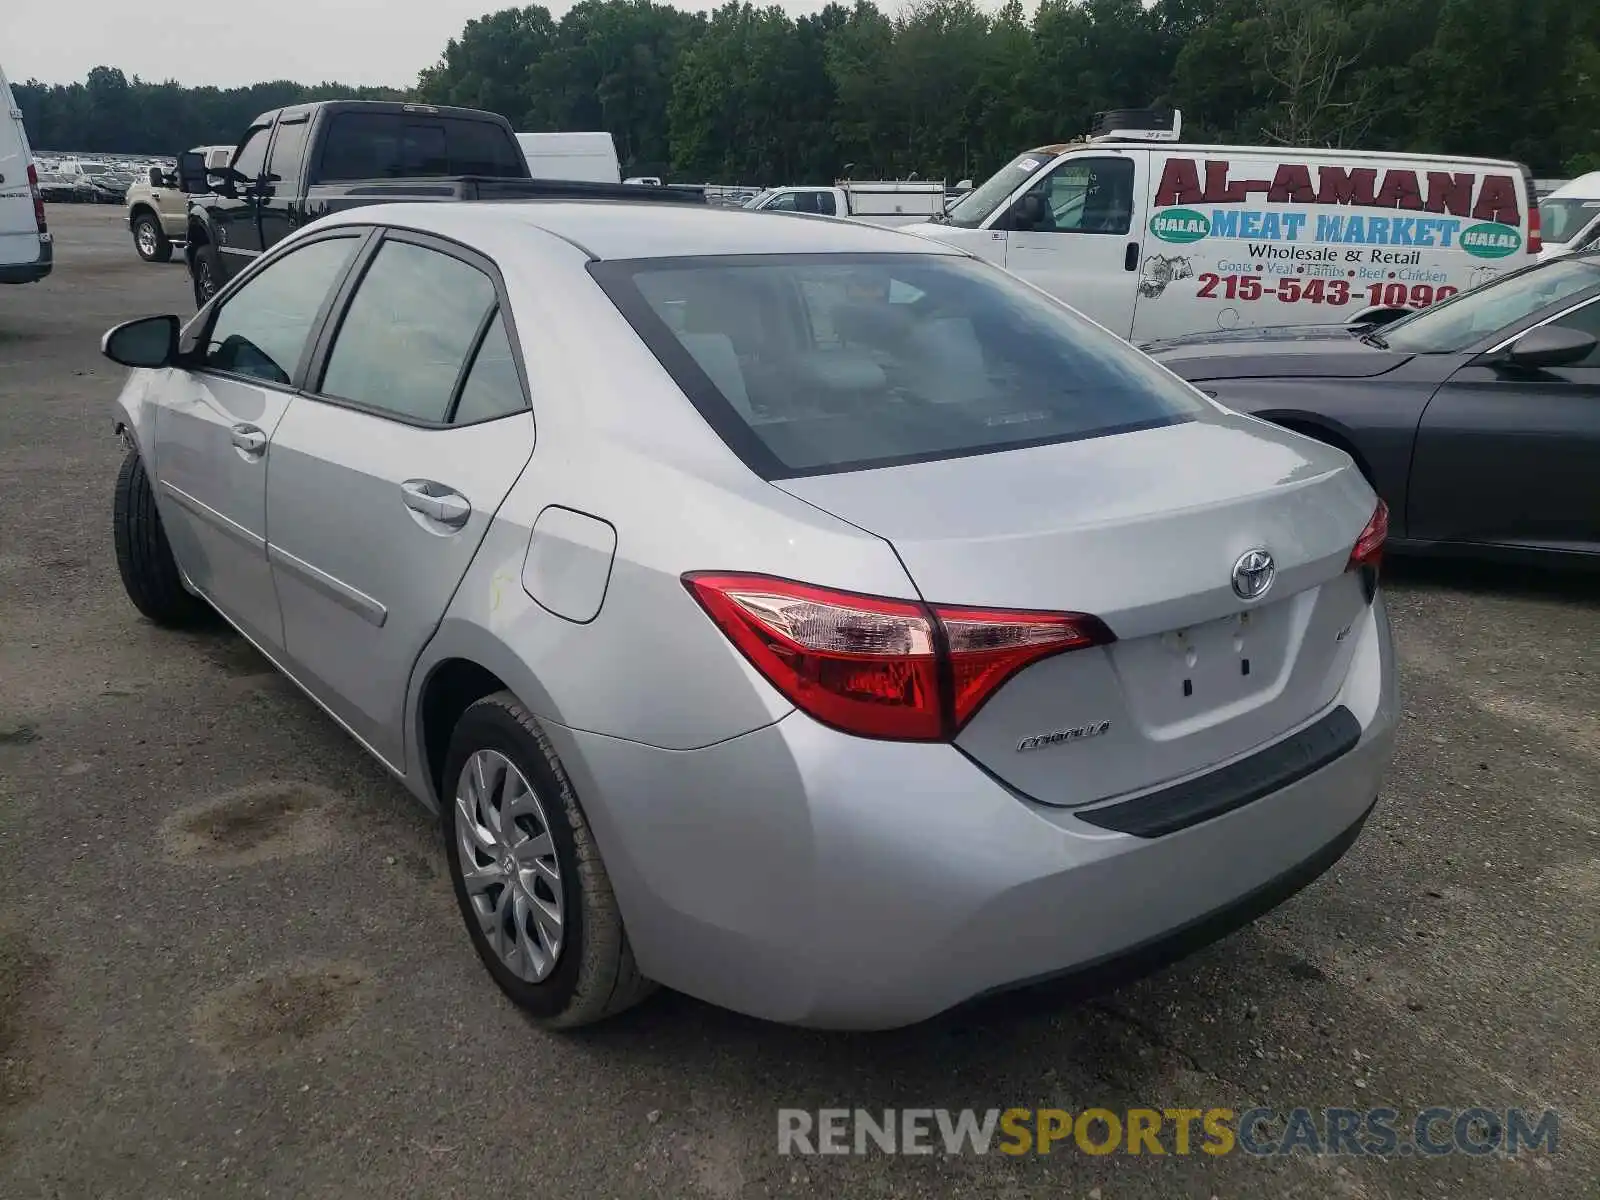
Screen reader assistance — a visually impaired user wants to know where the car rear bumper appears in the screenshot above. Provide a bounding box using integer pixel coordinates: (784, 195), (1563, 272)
(550, 594), (1398, 1029)
(0, 235), (52, 284)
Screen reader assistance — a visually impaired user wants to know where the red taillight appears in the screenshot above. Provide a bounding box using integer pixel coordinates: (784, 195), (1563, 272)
(683, 572), (1112, 741)
(27, 163), (47, 233)
(1347, 499), (1388, 604)
(1528, 202), (1542, 255)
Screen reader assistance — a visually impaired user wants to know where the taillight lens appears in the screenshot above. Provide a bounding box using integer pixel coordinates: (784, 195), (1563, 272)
(27, 164), (46, 233)
(1347, 499), (1388, 602)
(684, 572), (1112, 740)
(1528, 203), (1542, 255)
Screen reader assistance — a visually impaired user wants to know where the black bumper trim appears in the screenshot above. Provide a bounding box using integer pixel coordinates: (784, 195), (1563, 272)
(1075, 705), (1362, 838)
(0, 237), (53, 284)
(965, 796), (1376, 1014)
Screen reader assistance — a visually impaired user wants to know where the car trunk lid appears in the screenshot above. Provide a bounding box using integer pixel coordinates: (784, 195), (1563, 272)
(775, 415), (1377, 808)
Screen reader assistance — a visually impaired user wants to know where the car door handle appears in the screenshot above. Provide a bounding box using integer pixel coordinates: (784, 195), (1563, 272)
(401, 479), (471, 529)
(1125, 241), (1139, 272)
(230, 424), (267, 456)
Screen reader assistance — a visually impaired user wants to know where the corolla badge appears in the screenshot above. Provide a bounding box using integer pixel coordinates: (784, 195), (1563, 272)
(1231, 548), (1276, 600)
(1017, 721), (1111, 753)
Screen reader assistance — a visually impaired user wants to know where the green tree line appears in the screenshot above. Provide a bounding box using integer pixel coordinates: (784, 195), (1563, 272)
(12, 66), (402, 155)
(15, 0), (1600, 181)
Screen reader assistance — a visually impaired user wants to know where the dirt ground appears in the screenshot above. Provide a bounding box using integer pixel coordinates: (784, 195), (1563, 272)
(1, 204), (1597, 1199)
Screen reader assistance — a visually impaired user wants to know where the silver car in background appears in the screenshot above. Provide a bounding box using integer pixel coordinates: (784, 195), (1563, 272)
(103, 202), (1398, 1029)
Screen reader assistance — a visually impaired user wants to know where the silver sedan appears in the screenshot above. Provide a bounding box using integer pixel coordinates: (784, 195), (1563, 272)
(102, 202), (1398, 1029)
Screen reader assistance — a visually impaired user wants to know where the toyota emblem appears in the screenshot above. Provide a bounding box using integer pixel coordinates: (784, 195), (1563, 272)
(1231, 548), (1275, 600)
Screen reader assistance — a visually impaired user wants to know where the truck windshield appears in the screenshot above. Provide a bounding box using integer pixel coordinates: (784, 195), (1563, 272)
(944, 152), (1052, 228)
(592, 253), (1202, 478)
(1380, 257), (1600, 353)
(316, 112), (525, 181)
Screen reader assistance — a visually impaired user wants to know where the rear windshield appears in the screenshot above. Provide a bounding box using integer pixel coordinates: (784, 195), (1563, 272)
(592, 253), (1203, 478)
(315, 112), (524, 181)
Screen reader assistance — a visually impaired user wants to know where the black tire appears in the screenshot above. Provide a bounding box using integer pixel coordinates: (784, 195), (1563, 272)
(113, 449), (212, 628)
(442, 691), (654, 1028)
(191, 240), (224, 307)
(132, 212), (174, 263)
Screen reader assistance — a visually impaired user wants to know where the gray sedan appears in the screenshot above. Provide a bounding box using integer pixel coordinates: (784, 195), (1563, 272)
(1148, 253), (1600, 566)
(101, 202), (1396, 1029)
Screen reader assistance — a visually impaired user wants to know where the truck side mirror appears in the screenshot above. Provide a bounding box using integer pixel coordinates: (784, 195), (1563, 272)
(176, 151), (209, 194)
(148, 166), (165, 188)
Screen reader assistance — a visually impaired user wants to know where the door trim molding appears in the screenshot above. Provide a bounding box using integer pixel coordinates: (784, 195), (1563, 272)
(160, 481), (265, 550)
(268, 543), (389, 628)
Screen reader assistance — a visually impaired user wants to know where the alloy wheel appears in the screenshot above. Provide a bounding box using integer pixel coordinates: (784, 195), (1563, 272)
(136, 220), (157, 257)
(454, 749), (565, 982)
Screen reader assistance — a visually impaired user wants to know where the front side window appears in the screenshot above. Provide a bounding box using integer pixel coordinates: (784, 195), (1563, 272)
(763, 192), (798, 211)
(319, 240), (497, 421)
(231, 126), (271, 181)
(1382, 258), (1600, 353)
(1010, 157), (1135, 235)
(265, 117), (310, 185)
(200, 236), (359, 385)
(594, 253), (1203, 477)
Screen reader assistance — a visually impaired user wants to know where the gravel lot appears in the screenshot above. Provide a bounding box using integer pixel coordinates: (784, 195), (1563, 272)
(2, 205), (1597, 1199)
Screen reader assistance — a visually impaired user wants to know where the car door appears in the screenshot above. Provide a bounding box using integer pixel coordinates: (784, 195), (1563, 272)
(264, 230), (536, 768)
(154, 230), (366, 650)
(1407, 295), (1600, 552)
(1000, 151), (1146, 338)
(212, 124), (272, 278)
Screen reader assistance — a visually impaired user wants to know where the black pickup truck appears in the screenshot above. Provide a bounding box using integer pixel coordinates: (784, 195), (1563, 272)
(178, 99), (701, 305)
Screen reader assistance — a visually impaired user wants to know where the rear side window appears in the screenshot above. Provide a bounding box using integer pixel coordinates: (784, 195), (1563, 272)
(593, 254), (1203, 477)
(451, 314), (527, 423)
(318, 239), (498, 421)
(315, 112), (524, 181)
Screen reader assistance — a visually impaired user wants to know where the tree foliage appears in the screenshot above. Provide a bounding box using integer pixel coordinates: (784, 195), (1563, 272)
(12, 69), (403, 154)
(16, 0), (1600, 177)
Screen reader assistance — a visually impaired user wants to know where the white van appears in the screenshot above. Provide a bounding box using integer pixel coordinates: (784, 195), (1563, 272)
(516, 132), (621, 184)
(0, 63), (52, 284)
(903, 110), (1539, 343)
(1538, 172), (1600, 260)
(744, 180), (947, 227)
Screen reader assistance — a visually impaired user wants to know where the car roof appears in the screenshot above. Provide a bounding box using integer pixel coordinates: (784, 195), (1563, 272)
(315, 201), (965, 261)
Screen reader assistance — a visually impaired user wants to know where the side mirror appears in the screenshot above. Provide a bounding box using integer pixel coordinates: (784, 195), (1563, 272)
(148, 166), (165, 188)
(102, 315), (180, 369)
(176, 151), (208, 194)
(1502, 324), (1597, 370)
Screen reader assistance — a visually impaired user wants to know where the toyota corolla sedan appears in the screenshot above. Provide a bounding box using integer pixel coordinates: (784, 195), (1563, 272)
(102, 202), (1397, 1029)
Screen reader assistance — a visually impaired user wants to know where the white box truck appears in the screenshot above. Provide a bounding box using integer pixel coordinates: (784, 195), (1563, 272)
(903, 109), (1540, 343)
(516, 132), (621, 184)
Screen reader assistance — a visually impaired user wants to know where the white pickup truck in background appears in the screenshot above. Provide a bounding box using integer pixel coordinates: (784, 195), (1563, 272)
(743, 180), (948, 227)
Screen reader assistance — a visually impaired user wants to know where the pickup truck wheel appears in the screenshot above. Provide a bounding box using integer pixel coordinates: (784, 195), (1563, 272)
(113, 449), (212, 629)
(133, 213), (173, 263)
(191, 242), (224, 306)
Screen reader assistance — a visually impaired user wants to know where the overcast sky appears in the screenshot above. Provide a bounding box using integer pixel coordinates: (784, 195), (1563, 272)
(7, 0), (857, 90)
